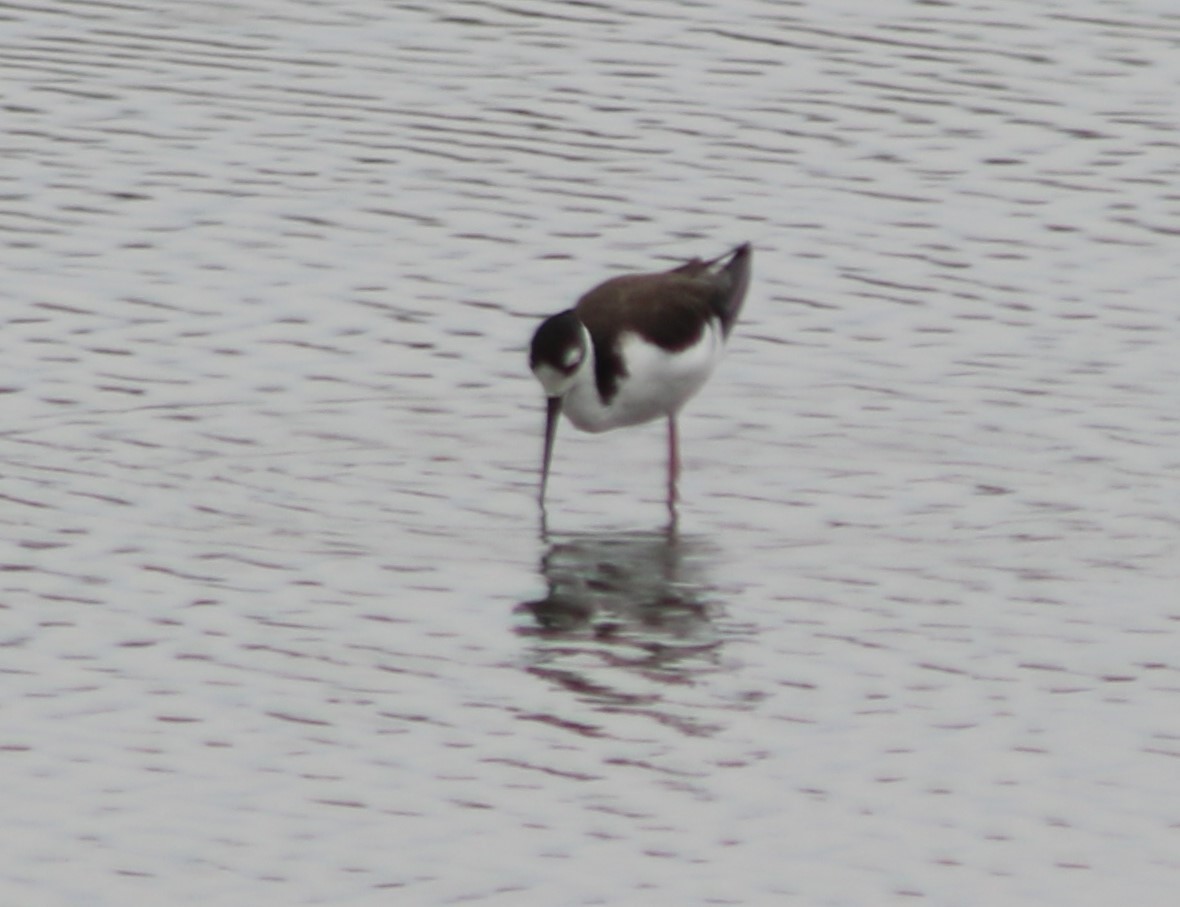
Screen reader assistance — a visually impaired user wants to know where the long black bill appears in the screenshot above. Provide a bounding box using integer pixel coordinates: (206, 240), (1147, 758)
(539, 396), (562, 507)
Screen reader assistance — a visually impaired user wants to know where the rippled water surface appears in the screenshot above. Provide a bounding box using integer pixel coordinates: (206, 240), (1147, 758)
(4, 1), (1180, 904)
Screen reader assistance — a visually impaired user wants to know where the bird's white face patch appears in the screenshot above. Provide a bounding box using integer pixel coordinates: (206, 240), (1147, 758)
(533, 362), (576, 398)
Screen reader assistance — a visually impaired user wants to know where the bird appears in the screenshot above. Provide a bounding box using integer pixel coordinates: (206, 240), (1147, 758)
(528, 242), (751, 513)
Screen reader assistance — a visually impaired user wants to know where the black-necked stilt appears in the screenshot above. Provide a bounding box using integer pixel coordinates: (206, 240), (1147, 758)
(529, 242), (751, 511)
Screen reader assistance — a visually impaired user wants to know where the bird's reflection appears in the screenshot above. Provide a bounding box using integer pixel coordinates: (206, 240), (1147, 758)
(515, 523), (725, 733)
(520, 523), (712, 638)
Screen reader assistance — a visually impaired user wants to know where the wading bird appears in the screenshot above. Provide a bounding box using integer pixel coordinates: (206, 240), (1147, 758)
(529, 243), (751, 513)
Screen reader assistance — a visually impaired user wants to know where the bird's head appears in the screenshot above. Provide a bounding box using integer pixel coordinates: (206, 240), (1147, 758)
(529, 309), (586, 399)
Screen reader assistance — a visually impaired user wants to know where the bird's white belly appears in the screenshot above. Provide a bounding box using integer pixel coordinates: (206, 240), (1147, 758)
(563, 326), (723, 433)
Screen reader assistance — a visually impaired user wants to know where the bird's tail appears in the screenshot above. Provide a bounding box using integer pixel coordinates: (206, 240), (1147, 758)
(669, 243), (752, 335)
(713, 243), (751, 336)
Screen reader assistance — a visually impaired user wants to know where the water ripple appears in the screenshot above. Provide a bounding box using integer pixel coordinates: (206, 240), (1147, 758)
(4, 0), (1180, 904)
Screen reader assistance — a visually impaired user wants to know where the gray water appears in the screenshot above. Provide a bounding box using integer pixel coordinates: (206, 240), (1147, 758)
(4, 1), (1180, 904)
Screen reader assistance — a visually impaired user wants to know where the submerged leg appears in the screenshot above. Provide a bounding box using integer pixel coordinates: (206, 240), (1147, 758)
(666, 415), (680, 511)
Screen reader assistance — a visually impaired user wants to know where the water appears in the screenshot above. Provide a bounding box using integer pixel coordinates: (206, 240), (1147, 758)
(3, 1), (1180, 904)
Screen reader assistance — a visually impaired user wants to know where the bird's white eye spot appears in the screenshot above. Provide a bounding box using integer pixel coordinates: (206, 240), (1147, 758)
(562, 346), (583, 369)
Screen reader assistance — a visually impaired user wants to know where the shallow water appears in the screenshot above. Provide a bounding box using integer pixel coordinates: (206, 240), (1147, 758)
(4, 1), (1180, 904)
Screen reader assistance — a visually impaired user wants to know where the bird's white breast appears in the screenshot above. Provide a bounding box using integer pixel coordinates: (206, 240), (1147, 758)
(562, 322), (724, 433)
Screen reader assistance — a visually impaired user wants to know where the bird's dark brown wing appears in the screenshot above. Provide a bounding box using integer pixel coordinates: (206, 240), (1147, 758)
(576, 272), (717, 351)
(572, 245), (751, 402)
(573, 273), (716, 403)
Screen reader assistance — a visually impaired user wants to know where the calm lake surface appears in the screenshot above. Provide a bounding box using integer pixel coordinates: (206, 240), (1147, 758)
(4, 1), (1180, 904)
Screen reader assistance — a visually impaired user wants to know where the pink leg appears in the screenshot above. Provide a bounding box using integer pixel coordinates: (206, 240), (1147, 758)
(666, 415), (680, 509)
